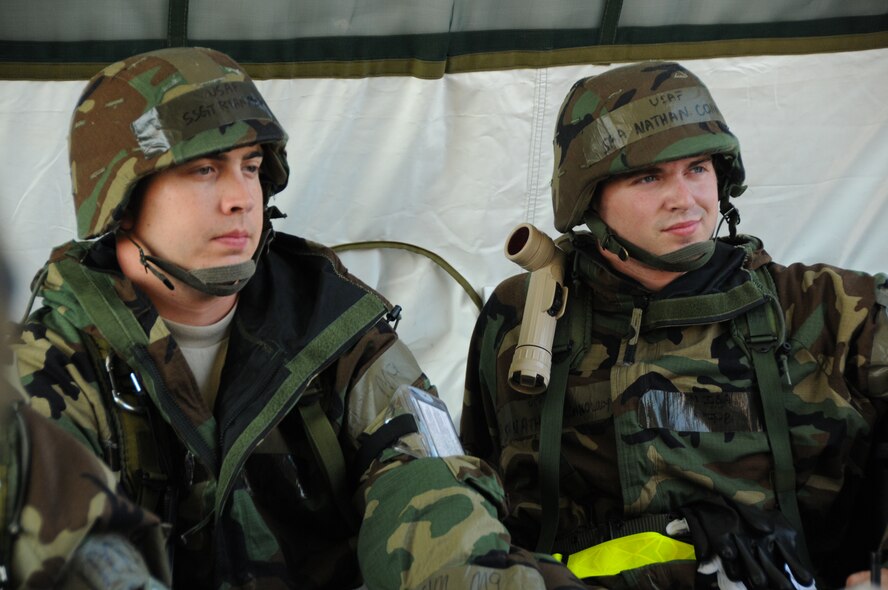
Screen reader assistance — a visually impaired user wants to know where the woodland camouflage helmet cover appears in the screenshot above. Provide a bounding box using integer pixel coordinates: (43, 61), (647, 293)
(70, 46), (289, 240)
(551, 61), (746, 233)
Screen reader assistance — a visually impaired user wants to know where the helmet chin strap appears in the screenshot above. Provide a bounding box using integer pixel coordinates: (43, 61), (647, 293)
(584, 214), (715, 273)
(145, 255), (256, 296)
(124, 234), (257, 296)
(121, 209), (281, 297)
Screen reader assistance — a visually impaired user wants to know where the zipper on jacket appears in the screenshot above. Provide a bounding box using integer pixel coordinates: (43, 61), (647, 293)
(134, 347), (218, 475)
(213, 305), (386, 521)
(213, 371), (316, 519)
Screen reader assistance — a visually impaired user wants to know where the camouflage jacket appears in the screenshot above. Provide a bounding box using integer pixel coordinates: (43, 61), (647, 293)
(1, 387), (169, 589)
(14, 232), (585, 590)
(462, 234), (888, 589)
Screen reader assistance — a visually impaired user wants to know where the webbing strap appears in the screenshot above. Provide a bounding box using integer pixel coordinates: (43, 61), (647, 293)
(643, 279), (769, 329)
(216, 293), (386, 516)
(57, 260), (150, 349)
(298, 401), (359, 531)
(167, 0), (189, 47)
(536, 306), (573, 553)
(746, 302), (811, 565)
(60, 259), (221, 469)
(598, 0), (625, 45)
(554, 513), (674, 555)
(353, 413), (418, 480)
(89, 337), (171, 515)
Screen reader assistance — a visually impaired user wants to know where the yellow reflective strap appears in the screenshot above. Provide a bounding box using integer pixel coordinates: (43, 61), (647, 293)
(563, 532), (695, 578)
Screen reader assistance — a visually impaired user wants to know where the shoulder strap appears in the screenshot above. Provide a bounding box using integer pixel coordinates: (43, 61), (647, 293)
(536, 268), (589, 553)
(83, 335), (178, 522)
(298, 399), (359, 531)
(742, 266), (811, 566)
(536, 280), (581, 553)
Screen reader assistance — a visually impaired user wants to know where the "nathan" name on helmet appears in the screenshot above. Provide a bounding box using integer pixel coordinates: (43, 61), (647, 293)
(580, 86), (725, 163)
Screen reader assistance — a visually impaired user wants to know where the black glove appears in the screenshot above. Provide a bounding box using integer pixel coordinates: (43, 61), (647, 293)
(678, 496), (814, 590)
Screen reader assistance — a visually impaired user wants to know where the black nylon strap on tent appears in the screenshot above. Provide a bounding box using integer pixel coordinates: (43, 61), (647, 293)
(166, 0), (189, 47)
(745, 302), (811, 566)
(598, 0), (625, 45)
(298, 400), (359, 531)
(535, 304), (573, 553)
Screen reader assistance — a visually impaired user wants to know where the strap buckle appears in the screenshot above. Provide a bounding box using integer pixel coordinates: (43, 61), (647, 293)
(106, 355), (146, 414)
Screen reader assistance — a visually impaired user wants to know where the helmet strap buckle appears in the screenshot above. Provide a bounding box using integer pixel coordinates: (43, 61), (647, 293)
(718, 203), (741, 238)
(124, 233), (175, 291)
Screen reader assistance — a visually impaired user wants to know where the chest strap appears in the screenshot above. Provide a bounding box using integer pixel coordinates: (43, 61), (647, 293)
(83, 334), (180, 523)
(554, 513), (675, 555)
(535, 298), (574, 553)
(298, 400), (359, 531)
(744, 297), (811, 567)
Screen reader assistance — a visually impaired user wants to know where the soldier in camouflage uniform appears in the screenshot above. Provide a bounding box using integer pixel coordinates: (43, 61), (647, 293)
(0, 254), (169, 589)
(462, 61), (888, 589)
(11, 46), (589, 590)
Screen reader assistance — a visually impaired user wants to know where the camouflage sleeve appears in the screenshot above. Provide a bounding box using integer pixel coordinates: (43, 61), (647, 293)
(338, 325), (437, 444)
(357, 455), (589, 590)
(350, 291), (586, 589)
(770, 264), (888, 402)
(13, 311), (115, 459)
(9, 403), (170, 588)
(869, 275), (888, 397)
(769, 264), (888, 572)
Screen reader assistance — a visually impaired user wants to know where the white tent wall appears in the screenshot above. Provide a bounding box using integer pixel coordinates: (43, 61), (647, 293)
(1, 48), (886, 421)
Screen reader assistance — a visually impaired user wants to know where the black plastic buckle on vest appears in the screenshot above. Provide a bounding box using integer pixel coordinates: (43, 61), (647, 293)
(744, 307), (793, 386)
(746, 330), (778, 354)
